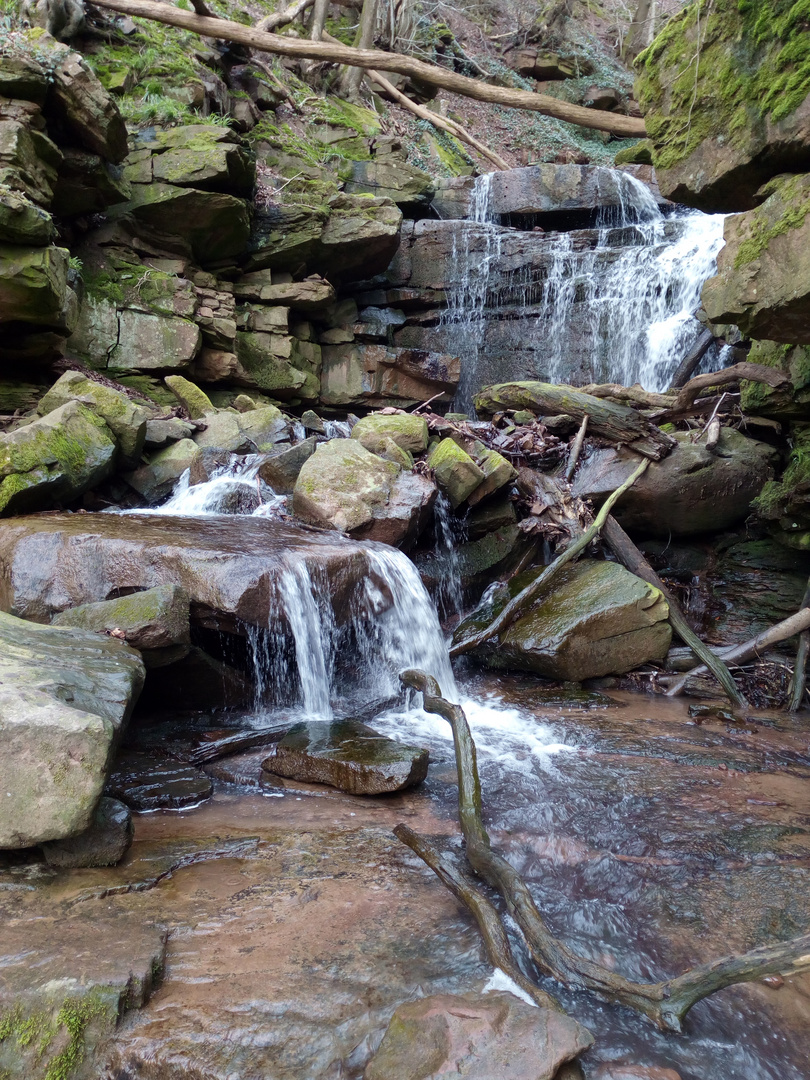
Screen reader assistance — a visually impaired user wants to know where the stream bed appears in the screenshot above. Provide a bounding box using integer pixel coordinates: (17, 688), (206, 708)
(3, 678), (809, 1079)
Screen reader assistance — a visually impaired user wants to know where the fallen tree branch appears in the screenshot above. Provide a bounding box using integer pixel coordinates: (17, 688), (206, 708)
(399, 669), (810, 1032)
(667, 329), (715, 390)
(89, 0), (648, 136)
(393, 824), (564, 1012)
(564, 414), (588, 482)
(666, 606), (810, 698)
(451, 458), (649, 657)
(256, 0), (314, 32)
(652, 362), (792, 421)
(602, 516), (747, 709)
(366, 67), (509, 171)
(789, 579), (810, 711)
(578, 383), (674, 410)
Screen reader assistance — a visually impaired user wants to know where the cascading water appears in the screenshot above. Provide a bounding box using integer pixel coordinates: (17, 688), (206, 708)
(440, 167), (726, 407)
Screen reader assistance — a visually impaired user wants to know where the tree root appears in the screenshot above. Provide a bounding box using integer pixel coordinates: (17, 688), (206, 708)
(397, 668), (810, 1032)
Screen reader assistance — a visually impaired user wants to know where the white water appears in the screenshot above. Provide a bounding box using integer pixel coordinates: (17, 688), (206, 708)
(146, 457), (287, 519)
(441, 168), (726, 403)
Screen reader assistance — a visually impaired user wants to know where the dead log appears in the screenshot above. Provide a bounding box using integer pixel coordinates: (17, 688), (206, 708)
(789, 579), (810, 711)
(602, 516), (747, 709)
(667, 329), (715, 390)
(451, 459), (649, 657)
(578, 383), (674, 410)
(474, 383), (676, 460)
(564, 414), (588, 482)
(398, 669), (810, 1032)
(666, 606), (810, 698)
(653, 363), (792, 422)
(256, 0), (314, 31)
(393, 825), (564, 1012)
(89, 0), (648, 137)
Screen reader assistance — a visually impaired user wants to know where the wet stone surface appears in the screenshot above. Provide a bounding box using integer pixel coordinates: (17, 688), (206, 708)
(1, 679), (809, 1079)
(106, 751), (214, 811)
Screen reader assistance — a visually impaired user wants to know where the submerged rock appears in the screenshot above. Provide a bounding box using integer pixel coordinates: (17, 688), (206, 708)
(572, 430), (780, 537)
(262, 720), (429, 795)
(0, 610), (144, 848)
(41, 796), (133, 868)
(107, 752), (212, 811)
(364, 990), (593, 1080)
(454, 560), (671, 681)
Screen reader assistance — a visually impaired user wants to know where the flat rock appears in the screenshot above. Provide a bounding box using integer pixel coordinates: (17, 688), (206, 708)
(41, 796), (133, 868)
(0, 610), (144, 848)
(364, 990), (593, 1080)
(262, 720), (429, 795)
(106, 752), (213, 811)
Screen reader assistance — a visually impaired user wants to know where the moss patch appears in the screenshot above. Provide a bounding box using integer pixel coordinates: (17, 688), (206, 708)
(732, 173), (810, 267)
(0, 991), (116, 1080)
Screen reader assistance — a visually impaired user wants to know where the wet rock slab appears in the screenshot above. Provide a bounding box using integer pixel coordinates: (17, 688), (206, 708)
(106, 751), (213, 811)
(365, 990), (592, 1080)
(262, 720), (430, 794)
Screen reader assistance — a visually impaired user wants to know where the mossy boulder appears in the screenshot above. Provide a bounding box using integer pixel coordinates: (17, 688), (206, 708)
(38, 370), (149, 466)
(0, 118), (62, 207)
(124, 437), (199, 504)
(130, 124), (254, 193)
(293, 439), (435, 547)
(614, 140), (654, 166)
(0, 401), (117, 515)
(635, 0), (810, 211)
(0, 185), (53, 244)
(0, 242), (72, 329)
(428, 437), (484, 507)
(467, 445), (518, 506)
(52, 583), (191, 651)
(235, 330), (318, 401)
(48, 43), (129, 163)
(702, 173), (810, 341)
(193, 405), (289, 453)
(740, 339), (810, 418)
(164, 374), (214, 419)
(255, 436), (317, 494)
(752, 423), (810, 548)
(344, 159), (434, 208)
(454, 559), (672, 680)
(0, 609), (144, 848)
(351, 412), (429, 454)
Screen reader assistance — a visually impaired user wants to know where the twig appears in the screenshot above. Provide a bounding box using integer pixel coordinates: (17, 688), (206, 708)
(451, 458), (650, 657)
(788, 579), (809, 712)
(652, 362), (791, 422)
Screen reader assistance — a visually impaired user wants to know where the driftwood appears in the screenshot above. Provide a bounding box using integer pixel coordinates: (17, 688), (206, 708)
(667, 329), (715, 390)
(393, 825), (562, 1011)
(398, 669), (810, 1032)
(474, 383), (676, 460)
(666, 606), (810, 698)
(451, 459), (649, 657)
(564, 414), (588, 481)
(789, 579), (810, 711)
(578, 383), (674, 410)
(602, 516), (747, 709)
(652, 362), (792, 422)
(90, 0), (648, 136)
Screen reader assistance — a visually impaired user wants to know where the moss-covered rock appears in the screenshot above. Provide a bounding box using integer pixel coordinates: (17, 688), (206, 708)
(124, 437), (199, 504)
(0, 118), (62, 206)
(0, 242), (72, 328)
(740, 339), (810, 418)
(752, 423), (810, 548)
(635, 0), (810, 211)
(164, 374), (214, 419)
(38, 370), (149, 466)
(351, 413), (429, 454)
(0, 401), (117, 515)
(128, 124), (254, 194)
(343, 159), (434, 208)
(50, 147), (131, 217)
(454, 559), (671, 681)
(613, 139), (653, 166)
(428, 437), (484, 508)
(234, 331), (318, 401)
(702, 173), (810, 340)
(0, 609), (144, 848)
(467, 445), (518, 507)
(52, 583), (191, 651)
(0, 185), (53, 244)
(193, 404), (289, 453)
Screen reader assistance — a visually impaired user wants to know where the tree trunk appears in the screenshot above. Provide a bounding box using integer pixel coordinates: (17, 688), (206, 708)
(89, 0), (648, 137)
(624, 0), (656, 60)
(341, 0), (379, 96)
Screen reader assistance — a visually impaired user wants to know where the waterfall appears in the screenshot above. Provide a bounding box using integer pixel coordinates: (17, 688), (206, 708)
(439, 168), (726, 401)
(148, 458), (287, 518)
(432, 492), (465, 621)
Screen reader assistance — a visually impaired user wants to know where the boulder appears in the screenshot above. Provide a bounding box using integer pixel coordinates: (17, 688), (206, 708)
(740, 340), (810, 419)
(0, 400), (117, 515)
(415, 524), (530, 601)
(0, 610), (144, 848)
(124, 437), (199, 503)
(111, 307), (201, 374)
(49, 45), (128, 163)
(428, 438), (485, 508)
(52, 583), (191, 651)
(365, 991), (593, 1080)
(0, 512), (396, 633)
(344, 159), (434, 208)
(454, 560), (671, 681)
(132, 124), (254, 193)
(116, 183), (251, 264)
(41, 797), (133, 868)
(38, 370), (149, 466)
(467, 445), (518, 506)
(255, 436), (317, 494)
(194, 405), (289, 453)
(702, 173), (810, 342)
(572, 430), (780, 537)
(50, 147), (131, 217)
(261, 719), (429, 795)
(0, 242), (71, 328)
(164, 374), (214, 419)
(321, 343), (460, 408)
(293, 438), (435, 547)
(234, 330), (318, 401)
(233, 274), (336, 311)
(0, 118), (61, 206)
(509, 47), (584, 80)
(0, 187), (53, 244)
(351, 413), (429, 454)
(635, 2), (810, 211)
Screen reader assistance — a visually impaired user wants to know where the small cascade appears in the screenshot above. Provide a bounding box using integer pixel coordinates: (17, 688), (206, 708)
(438, 167), (726, 399)
(432, 492), (465, 621)
(150, 458), (287, 519)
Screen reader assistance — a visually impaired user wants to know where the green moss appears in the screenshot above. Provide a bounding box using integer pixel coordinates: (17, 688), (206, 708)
(637, 0), (810, 171)
(733, 174), (810, 266)
(0, 991), (114, 1080)
(753, 425), (810, 524)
